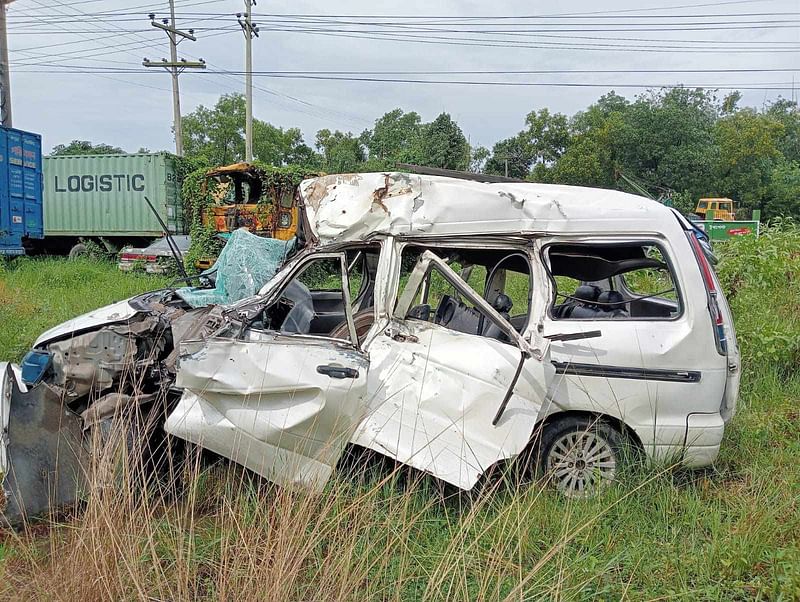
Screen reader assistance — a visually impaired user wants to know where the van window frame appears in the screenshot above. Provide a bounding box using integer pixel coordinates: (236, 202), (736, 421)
(394, 239), (536, 336)
(541, 239), (686, 323)
(241, 242), (383, 347)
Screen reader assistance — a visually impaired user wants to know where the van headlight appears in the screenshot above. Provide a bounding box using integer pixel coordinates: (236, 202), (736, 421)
(20, 351), (52, 386)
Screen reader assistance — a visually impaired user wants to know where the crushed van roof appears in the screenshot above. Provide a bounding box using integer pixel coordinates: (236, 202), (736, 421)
(299, 172), (676, 244)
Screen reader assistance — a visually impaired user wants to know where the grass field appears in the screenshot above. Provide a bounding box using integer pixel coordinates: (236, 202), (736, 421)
(0, 229), (799, 600)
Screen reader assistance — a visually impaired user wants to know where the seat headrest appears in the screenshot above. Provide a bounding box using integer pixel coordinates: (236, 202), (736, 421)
(573, 284), (601, 303)
(597, 290), (625, 310)
(492, 293), (513, 313)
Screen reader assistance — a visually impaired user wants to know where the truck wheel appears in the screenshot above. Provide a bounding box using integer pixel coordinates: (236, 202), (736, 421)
(68, 242), (88, 259)
(538, 416), (628, 498)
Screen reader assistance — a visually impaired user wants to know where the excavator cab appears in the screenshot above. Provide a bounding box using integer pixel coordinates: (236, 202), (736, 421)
(695, 198), (736, 221)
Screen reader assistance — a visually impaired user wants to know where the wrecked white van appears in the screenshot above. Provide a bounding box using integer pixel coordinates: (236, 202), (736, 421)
(0, 172), (740, 520)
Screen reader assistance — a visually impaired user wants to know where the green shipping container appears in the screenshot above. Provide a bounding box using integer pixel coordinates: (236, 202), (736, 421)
(43, 153), (183, 236)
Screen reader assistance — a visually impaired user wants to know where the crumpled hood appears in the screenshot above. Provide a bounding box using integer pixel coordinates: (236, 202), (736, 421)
(33, 299), (140, 348)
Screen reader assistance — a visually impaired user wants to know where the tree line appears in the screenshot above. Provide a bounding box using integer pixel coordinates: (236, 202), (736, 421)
(52, 88), (800, 219)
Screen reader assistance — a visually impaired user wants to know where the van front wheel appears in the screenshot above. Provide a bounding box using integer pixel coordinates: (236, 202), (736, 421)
(538, 416), (626, 498)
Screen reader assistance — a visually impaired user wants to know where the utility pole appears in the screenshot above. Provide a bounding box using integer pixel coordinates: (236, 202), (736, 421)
(0, 0), (15, 127)
(143, 1), (205, 156)
(238, 1), (259, 163)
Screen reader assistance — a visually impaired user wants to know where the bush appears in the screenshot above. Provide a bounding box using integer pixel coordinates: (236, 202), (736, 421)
(716, 219), (800, 379)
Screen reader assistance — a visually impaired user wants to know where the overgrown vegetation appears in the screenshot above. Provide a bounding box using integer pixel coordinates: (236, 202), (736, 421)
(0, 226), (799, 599)
(168, 89), (800, 221)
(180, 162), (316, 268)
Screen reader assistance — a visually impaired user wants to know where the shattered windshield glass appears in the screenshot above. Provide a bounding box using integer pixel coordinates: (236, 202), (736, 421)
(178, 228), (295, 308)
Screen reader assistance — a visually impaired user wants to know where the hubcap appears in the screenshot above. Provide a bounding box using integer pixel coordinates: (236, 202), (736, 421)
(547, 430), (616, 497)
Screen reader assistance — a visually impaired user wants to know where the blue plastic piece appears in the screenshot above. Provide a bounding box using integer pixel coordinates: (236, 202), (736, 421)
(0, 127), (44, 256)
(177, 228), (295, 308)
(21, 350), (52, 386)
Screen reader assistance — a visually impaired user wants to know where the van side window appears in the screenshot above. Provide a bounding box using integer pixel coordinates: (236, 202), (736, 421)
(396, 245), (533, 342)
(547, 243), (682, 320)
(249, 244), (381, 341)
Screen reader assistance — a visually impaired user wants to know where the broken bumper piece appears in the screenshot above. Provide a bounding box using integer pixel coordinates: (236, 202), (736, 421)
(0, 362), (87, 525)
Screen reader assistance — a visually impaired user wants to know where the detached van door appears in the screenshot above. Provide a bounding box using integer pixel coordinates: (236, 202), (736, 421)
(165, 252), (369, 492)
(352, 250), (555, 491)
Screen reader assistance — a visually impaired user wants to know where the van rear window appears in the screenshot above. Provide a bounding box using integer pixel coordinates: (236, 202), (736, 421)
(546, 243), (682, 320)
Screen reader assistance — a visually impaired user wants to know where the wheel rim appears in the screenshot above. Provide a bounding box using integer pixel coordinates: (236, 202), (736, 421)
(546, 430), (617, 497)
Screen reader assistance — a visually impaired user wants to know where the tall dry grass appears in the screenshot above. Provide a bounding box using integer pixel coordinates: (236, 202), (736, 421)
(0, 406), (671, 601)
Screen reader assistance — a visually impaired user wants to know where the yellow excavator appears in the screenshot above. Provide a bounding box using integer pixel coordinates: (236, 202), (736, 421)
(695, 198), (736, 221)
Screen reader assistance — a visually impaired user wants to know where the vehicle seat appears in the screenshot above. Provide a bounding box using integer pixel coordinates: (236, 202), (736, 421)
(482, 294), (513, 341)
(558, 284), (601, 318)
(597, 290), (628, 317)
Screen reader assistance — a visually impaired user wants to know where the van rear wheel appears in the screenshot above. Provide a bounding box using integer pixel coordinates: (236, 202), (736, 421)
(538, 416), (626, 498)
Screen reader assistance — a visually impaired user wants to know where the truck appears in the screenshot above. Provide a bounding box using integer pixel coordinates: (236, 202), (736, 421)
(37, 152), (183, 257)
(0, 127), (44, 256)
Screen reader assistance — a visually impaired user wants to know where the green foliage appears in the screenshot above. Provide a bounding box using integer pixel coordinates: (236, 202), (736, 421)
(360, 108), (423, 165)
(50, 140), (125, 156)
(714, 109), (784, 216)
(765, 160), (800, 218)
(716, 219), (800, 377)
(182, 93), (315, 167)
(315, 129), (365, 172)
(416, 112), (470, 170)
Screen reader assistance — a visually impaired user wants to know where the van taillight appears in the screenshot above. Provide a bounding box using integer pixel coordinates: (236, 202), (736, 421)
(687, 233), (727, 354)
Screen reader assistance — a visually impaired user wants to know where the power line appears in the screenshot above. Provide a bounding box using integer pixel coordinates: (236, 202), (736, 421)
(12, 64), (798, 90)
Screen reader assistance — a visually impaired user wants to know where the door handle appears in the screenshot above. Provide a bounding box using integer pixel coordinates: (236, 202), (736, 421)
(316, 365), (360, 379)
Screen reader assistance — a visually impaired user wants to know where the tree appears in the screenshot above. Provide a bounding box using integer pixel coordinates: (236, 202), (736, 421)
(315, 129), (366, 172)
(183, 93), (316, 167)
(714, 108), (784, 213)
(253, 123), (316, 167)
(765, 98), (800, 163)
(485, 134), (533, 178)
(416, 113), (470, 170)
(485, 108), (569, 179)
(361, 108), (423, 166)
(50, 140), (125, 155)
(182, 93), (246, 165)
(469, 145), (490, 173)
(765, 159), (800, 219)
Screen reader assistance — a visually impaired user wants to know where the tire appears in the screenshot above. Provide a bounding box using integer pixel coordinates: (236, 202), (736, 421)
(68, 242), (88, 259)
(537, 415), (628, 498)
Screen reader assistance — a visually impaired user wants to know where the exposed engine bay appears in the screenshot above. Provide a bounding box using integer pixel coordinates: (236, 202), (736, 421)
(2, 290), (225, 523)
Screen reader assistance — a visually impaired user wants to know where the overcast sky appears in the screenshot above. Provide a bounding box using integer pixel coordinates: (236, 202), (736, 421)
(9, 0), (800, 154)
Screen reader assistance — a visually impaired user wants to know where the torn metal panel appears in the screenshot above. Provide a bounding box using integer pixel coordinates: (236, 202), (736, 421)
(299, 172), (678, 245)
(1, 364), (86, 525)
(166, 336), (369, 492)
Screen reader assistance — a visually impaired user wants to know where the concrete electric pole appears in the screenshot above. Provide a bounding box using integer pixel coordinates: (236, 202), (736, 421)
(238, 1), (259, 163)
(143, 0), (205, 156)
(0, 0), (15, 127)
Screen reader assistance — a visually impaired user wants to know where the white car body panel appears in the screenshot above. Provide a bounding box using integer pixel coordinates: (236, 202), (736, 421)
(33, 299), (139, 347)
(166, 336), (369, 492)
(353, 321), (551, 490)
